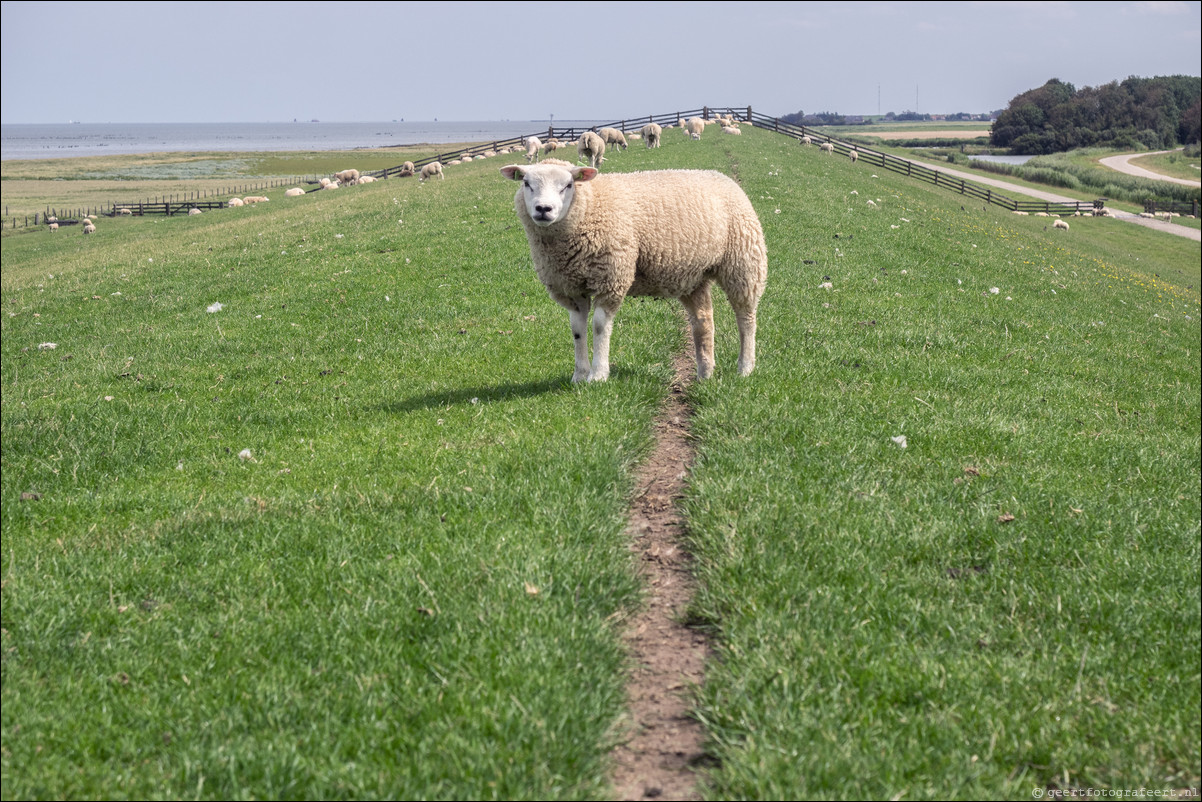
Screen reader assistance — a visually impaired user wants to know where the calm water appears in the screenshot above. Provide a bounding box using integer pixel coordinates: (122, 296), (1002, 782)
(1, 120), (607, 160)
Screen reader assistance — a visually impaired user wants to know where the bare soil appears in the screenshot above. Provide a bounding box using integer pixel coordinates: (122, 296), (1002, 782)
(610, 350), (711, 801)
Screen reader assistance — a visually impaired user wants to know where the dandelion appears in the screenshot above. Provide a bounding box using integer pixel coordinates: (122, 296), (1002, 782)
(238, 449), (254, 461)
(774, 209), (781, 215)
(891, 435), (908, 449)
(891, 225), (899, 229)
(900, 270), (907, 275)
(850, 190), (859, 195)
(148, 258), (153, 263)
(335, 234), (344, 239)
(989, 287), (1000, 295)
(104, 396), (114, 402)
(207, 302), (224, 313)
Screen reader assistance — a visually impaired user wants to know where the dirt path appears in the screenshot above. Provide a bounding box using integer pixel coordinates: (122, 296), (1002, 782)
(1099, 149), (1201, 188)
(904, 157), (1201, 243)
(611, 350), (710, 801)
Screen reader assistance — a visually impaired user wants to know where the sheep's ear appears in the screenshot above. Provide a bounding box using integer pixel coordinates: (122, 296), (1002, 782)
(500, 165), (525, 181)
(572, 167), (599, 182)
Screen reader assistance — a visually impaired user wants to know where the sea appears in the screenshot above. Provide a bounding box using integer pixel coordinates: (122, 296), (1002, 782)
(1, 120), (608, 161)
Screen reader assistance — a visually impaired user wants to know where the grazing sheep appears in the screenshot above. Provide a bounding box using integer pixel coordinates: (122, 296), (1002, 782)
(228, 197), (245, 207)
(819, 142), (834, 154)
(1053, 219), (1070, 230)
(119, 207), (133, 215)
(544, 138), (564, 153)
(577, 131), (606, 168)
(336, 169), (360, 186)
(849, 148), (859, 162)
(798, 135), (812, 146)
(598, 127), (628, 151)
(284, 187), (306, 197)
(690, 132), (701, 141)
(641, 123), (662, 148)
(524, 136), (543, 163)
(420, 161), (444, 181)
(399, 161), (416, 177)
(500, 160), (767, 382)
(83, 222), (96, 234)
(49, 222), (59, 231)
(188, 208), (202, 215)
(686, 117), (705, 137)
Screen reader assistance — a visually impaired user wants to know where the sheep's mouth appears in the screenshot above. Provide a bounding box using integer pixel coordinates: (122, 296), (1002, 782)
(531, 212), (556, 225)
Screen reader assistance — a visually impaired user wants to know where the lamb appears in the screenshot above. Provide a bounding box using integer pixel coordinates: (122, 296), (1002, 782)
(1053, 219), (1070, 230)
(544, 138), (564, 153)
(577, 131), (606, 168)
(49, 222), (59, 231)
(336, 169), (360, 186)
(284, 187), (306, 197)
(598, 127), (628, 151)
(524, 136), (543, 163)
(640, 122), (662, 148)
(499, 160), (767, 382)
(798, 135), (812, 146)
(83, 222), (96, 234)
(420, 161), (444, 181)
(399, 161), (416, 177)
(357, 175), (376, 183)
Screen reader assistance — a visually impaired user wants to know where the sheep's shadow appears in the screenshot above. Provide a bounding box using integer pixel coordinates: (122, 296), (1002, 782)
(374, 369), (645, 415)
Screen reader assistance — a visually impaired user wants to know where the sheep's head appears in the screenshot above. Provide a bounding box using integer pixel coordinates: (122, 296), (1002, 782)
(501, 163), (598, 227)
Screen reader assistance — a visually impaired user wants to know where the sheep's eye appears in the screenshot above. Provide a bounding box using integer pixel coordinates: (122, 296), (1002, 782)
(523, 180), (531, 189)
(562, 183), (572, 193)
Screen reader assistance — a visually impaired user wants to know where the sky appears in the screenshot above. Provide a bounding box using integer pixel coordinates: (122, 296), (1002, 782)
(2, 0), (1198, 124)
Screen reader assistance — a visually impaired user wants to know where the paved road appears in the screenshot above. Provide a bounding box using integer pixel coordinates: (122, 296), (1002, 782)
(905, 157), (1200, 243)
(1099, 149), (1201, 188)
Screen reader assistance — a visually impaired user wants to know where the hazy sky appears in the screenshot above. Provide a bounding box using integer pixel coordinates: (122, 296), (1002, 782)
(2, 0), (1198, 124)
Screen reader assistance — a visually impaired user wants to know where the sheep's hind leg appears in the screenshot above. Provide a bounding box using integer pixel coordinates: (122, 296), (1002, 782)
(680, 283), (715, 379)
(734, 306), (758, 376)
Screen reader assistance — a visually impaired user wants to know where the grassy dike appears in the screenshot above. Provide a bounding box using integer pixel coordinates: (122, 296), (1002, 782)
(2, 128), (1199, 799)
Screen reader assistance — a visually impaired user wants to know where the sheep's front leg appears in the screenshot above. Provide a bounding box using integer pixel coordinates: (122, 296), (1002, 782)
(680, 283), (716, 379)
(589, 298), (621, 382)
(549, 292), (592, 382)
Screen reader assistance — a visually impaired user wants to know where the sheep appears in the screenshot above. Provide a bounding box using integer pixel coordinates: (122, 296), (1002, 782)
(690, 132), (701, 141)
(640, 123), (662, 148)
(243, 196), (270, 204)
(686, 118), (705, 137)
(119, 207), (133, 215)
(49, 222), (59, 231)
(357, 175), (376, 184)
(420, 161), (444, 181)
(336, 169), (360, 186)
(598, 127), (628, 151)
(284, 187), (306, 197)
(798, 135), (812, 146)
(544, 138), (564, 153)
(188, 208), (203, 215)
(524, 136), (543, 163)
(849, 149), (858, 163)
(83, 222), (96, 234)
(399, 161), (416, 177)
(721, 125), (741, 135)
(499, 160), (767, 382)
(228, 197), (245, 207)
(319, 177), (332, 187)
(1053, 219), (1069, 230)
(819, 142), (834, 154)
(577, 131), (606, 168)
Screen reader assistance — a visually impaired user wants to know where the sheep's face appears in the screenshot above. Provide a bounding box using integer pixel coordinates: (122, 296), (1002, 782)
(501, 163), (598, 228)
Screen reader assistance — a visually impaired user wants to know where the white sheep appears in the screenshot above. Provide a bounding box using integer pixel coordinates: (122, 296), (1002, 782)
(819, 142), (834, 154)
(83, 222), (96, 234)
(119, 207), (133, 215)
(690, 132), (701, 141)
(524, 136), (543, 163)
(798, 135), (812, 146)
(336, 169), (360, 186)
(598, 127), (628, 151)
(358, 175), (376, 183)
(721, 125), (742, 135)
(686, 118), (705, 138)
(1053, 219), (1070, 230)
(499, 160), (767, 382)
(49, 222), (59, 231)
(577, 131), (606, 168)
(228, 197), (245, 207)
(284, 187), (306, 197)
(641, 123), (662, 148)
(544, 138), (564, 153)
(188, 208), (203, 215)
(399, 161), (416, 177)
(849, 149), (859, 163)
(420, 161), (444, 181)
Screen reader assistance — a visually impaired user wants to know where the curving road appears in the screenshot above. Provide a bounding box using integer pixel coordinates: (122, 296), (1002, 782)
(1099, 149), (1201, 188)
(903, 156), (1200, 243)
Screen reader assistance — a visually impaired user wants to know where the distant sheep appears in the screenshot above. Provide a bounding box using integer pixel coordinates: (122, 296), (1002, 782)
(399, 161), (416, 177)
(1053, 219), (1069, 230)
(243, 196), (269, 204)
(500, 160), (767, 382)
(524, 136), (543, 163)
(83, 222), (96, 234)
(577, 131), (606, 168)
(119, 207), (132, 215)
(544, 138), (564, 152)
(420, 161), (444, 181)
(819, 142), (834, 154)
(358, 175), (376, 183)
(49, 222), (59, 231)
(686, 118), (705, 137)
(228, 197), (245, 207)
(721, 125), (741, 135)
(798, 135), (812, 146)
(336, 169), (360, 186)
(284, 187), (306, 197)
(849, 149), (858, 162)
(598, 127), (628, 151)
(188, 208), (202, 215)
(641, 123), (662, 148)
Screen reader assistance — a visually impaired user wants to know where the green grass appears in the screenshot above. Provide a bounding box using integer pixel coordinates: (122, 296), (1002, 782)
(2, 127), (1199, 799)
(1130, 149), (1202, 182)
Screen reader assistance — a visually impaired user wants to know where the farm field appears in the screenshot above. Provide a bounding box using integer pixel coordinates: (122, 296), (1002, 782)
(2, 126), (1199, 799)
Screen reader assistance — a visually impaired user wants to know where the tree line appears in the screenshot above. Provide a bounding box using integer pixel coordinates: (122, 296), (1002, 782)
(990, 75), (1201, 154)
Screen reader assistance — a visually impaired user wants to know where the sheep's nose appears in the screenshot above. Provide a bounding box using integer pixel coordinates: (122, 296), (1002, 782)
(535, 205), (553, 214)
